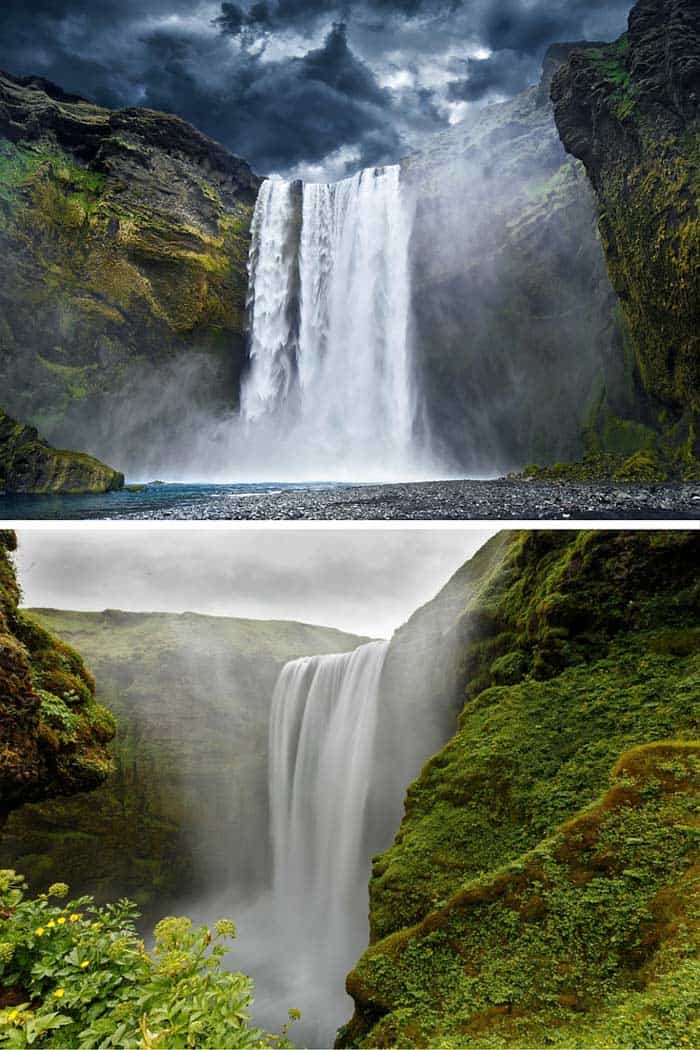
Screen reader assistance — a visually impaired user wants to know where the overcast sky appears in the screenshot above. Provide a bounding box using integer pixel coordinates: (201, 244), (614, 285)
(14, 528), (495, 638)
(2, 1), (632, 179)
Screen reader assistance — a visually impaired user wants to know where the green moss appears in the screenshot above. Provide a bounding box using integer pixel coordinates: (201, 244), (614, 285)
(343, 744), (699, 1049)
(614, 448), (667, 481)
(588, 36), (638, 123)
(0, 408), (123, 494)
(342, 531), (700, 1048)
(0, 533), (116, 815)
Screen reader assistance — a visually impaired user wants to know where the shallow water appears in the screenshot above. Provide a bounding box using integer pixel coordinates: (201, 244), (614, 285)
(0, 481), (341, 520)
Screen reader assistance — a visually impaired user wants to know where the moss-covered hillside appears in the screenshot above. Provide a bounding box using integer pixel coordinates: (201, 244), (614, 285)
(0, 71), (259, 472)
(0, 608), (366, 914)
(340, 530), (700, 1048)
(0, 532), (115, 825)
(0, 408), (122, 493)
(552, 0), (700, 480)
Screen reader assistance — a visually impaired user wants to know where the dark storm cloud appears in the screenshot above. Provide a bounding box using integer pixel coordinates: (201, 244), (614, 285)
(0, 0), (633, 177)
(448, 50), (535, 103)
(15, 529), (494, 639)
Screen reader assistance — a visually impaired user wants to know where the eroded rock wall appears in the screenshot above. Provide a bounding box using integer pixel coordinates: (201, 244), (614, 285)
(0, 71), (260, 476)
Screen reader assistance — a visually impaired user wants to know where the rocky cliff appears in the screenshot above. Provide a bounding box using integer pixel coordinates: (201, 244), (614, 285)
(0, 408), (123, 493)
(403, 49), (622, 474)
(0, 532), (115, 825)
(0, 70), (260, 475)
(0, 609), (365, 914)
(552, 0), (700, 479)
(340, 531), (700, 1047)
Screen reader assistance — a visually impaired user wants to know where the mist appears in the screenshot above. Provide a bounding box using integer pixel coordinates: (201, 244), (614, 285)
(167, 559), (472, 1047)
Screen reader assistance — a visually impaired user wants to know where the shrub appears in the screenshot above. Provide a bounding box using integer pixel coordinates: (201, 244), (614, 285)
(0, 872), (296, 1049)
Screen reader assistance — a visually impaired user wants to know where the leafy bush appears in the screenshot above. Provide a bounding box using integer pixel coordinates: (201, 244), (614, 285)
(0, 872), (296, 1049)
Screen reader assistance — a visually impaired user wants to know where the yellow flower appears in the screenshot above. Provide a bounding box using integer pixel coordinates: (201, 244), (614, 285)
(80, 960), (89, 969)
(53, 989), (65, 999)
(57, 917), (66, 925)
(35, 927), (45, 937)
(69, 913), (81, 923)
(8, 1011), (18, 1023)
(47, 920), (56, 929)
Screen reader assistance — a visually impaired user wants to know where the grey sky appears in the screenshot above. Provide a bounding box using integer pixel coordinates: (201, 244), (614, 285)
(14, 528), (495, 638)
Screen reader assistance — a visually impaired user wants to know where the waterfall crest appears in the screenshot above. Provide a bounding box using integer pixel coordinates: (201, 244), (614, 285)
(268, 640), (388, 980)
(241, 167), (430, 480)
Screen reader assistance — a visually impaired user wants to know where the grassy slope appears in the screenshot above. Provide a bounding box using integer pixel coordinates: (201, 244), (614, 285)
(340, 531), (700, 1048)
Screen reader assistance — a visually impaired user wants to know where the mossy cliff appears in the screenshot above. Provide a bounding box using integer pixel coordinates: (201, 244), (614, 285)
(552, 0), (700, 480)
(0, 408), (122, 493)
(0, 71), (260, 472)
(340, 530), (700, 1048)
(0, 532), (115, 825)
(0, 609), (365, 914)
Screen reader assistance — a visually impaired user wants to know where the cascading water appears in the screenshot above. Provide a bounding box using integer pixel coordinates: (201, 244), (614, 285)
(240, 167), (431, 479)
(266, 640), (389, 1039)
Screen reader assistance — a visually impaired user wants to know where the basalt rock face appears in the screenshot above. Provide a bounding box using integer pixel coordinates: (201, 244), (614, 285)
(0, 533), (115, 826)
(0, 70), (260, 476)
(552, 0), (700, 478)
(0, 610), (365, 915)
(0, 408), (123, 493)
(340, 531), (700, 1048)
(403, 48), (624, 474)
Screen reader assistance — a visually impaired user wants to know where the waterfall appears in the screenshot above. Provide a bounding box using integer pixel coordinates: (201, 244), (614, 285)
(267, 640), (389, 1002)
(241, 167), (428, 480)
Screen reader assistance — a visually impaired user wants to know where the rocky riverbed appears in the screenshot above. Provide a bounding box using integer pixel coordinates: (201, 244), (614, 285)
(3, 479), (699, 520)
(113, 480), (700, 520)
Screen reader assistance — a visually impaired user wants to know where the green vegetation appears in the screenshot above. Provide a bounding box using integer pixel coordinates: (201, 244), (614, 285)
(587, 36), (638, 122)
(0, 532), (116, 816)
(0, 409), (123, 495)
(341, 531), (700, 1047)
(0, 872), (296, 1049)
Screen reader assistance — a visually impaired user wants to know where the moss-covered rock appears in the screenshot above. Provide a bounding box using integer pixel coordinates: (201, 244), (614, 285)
(0, 407), (123, 493)
(0, 70), (260, 473)
(340, 530), (700, 1047)
(0, 532), (115, 825)
(552, 0), (700, 478)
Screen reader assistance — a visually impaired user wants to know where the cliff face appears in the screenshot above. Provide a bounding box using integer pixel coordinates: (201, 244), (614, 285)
(340, 531), (700, 1048)
(0, 408), (123, 493)
(0, 532), (115, 824)
(403, 50), (623, 473)
(0, 609), (365, 914)
(0, 71), (260, 474)
(552, 0), (700, 478)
